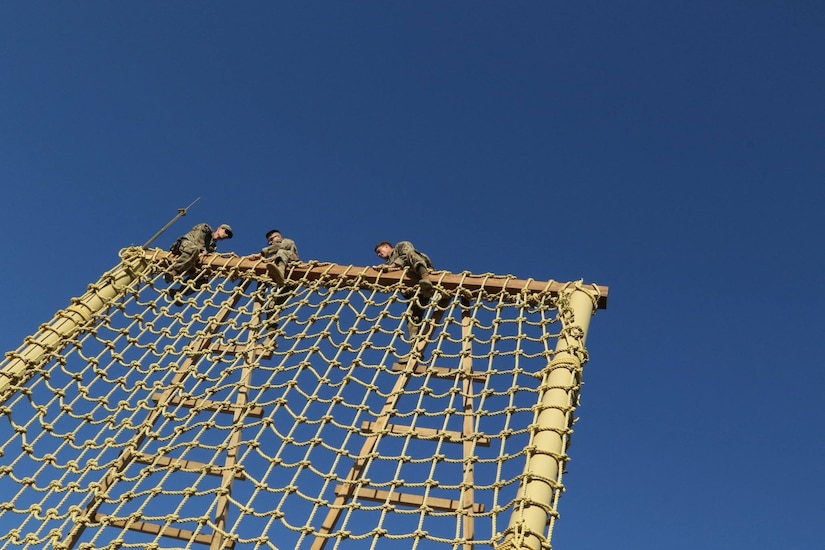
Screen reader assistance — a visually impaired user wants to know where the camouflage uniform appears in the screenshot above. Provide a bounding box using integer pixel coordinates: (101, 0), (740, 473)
(383, 241), (435, 338)
(170, 223), (219, 275)
(384, 241), (433, 273)
(259, 236), (299, 333)
(261, 237), (299, 266)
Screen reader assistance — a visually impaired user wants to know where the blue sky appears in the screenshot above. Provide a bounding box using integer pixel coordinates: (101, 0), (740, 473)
(1, 2), (824, 548)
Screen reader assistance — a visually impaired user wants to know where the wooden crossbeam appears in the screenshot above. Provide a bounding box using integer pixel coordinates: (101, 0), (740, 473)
(361, 421), (490, 446)
(390, 362), (489, 381)
(132, 453), (245, 480)
(150, 393), (264, 417)
(143, 250), (608, 309)
(209, 342), (274, 359)
(333, 486), (485, 514)
(92, 514), (233, 548)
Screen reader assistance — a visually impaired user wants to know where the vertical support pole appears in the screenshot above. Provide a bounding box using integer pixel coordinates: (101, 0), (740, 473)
(497, 287), (596, 550)
(0, 249), (145, 403)
(211, 289), (260, 550)
(460, 299), (476, 549)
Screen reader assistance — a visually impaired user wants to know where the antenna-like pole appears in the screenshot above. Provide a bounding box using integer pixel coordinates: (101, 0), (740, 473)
(141, 197), (201, 249)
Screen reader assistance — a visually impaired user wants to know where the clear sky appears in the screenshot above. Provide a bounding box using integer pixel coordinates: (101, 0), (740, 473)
(1, 2), (824, 548)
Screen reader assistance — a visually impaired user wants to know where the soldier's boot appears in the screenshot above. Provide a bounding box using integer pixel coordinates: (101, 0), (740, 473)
(164, 269), (177, 283)
(407, 303), (425, 339)
(262, 318), (280, 348)
(407, 320), (420, 339)
(167, 286), (185, 307)
(266, 260), (286, 285)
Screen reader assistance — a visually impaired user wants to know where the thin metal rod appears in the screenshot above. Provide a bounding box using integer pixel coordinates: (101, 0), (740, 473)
(141, 197), (201, 249)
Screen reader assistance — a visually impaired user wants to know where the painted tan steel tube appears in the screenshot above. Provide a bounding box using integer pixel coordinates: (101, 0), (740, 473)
(498, 287), (596, 550)
(0, 250), (144, 400)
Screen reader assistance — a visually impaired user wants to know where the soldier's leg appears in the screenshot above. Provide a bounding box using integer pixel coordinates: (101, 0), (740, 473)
(262, 289), (279, 331)
(395, 244), (433, 295)
(409, 253), (433, 295)
(167, 242), (199, 282)
(262, 283), (293, 334)
(406, 293), (432, 339)
(416, 269), (433, 295)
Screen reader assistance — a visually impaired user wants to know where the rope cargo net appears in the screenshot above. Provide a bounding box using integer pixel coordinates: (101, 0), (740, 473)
(0, 247), (605, 550)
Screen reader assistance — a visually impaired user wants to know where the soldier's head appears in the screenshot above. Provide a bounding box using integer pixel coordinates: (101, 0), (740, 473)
(374, 241), (393, 260)
(266, 230), (282, 244)
(215, 224), (233, 240)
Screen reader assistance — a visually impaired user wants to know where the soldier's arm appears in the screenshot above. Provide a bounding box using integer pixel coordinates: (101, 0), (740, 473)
(261, 244), (279, 257)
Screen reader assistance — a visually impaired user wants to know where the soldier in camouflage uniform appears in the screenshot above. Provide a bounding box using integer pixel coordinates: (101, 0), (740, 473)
(248, 229), (299, 273)
(165, 223), (233, 283)
(374, 241), (435, 339)
(248, 229), (300, 336)
(374, 241), (434, 294)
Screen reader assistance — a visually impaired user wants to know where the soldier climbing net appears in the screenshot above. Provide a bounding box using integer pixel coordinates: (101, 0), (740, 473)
(0, 247), (606, 550)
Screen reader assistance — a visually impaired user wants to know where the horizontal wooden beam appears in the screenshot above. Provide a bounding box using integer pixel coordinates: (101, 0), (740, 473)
(132, 453), (246, 479)
(151, 393), (264, 418)
(142, 249), (608, 309)
(333, 486), (485, 514)
(391, 362), (489, 382)
(92, 514), (233, 548)
(208, 342), (274, 359)
(361, 421), (490, 446)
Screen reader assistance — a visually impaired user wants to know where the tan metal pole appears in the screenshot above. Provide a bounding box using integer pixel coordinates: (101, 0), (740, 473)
(0, 248), (146, 402)
(497, 286), (597, 550)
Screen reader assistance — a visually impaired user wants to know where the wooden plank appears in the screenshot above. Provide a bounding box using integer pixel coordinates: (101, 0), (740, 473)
(208, 342), (274, 359)
(150, 394), (264, 418)
(390, 362), (489, 382)
(144, 250), (608, 309)
(213, 343), (256, 550)
(333, 486), (485, 514)
(361, 421), (490, 446)
(460, 304), (477, 549)
(132, 453), (245, 480)
(92, 514), (233, 548)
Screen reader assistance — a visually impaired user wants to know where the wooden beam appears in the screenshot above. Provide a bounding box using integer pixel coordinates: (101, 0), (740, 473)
(132, 453), (246, 480)
(150, 394), (264, 418)
(208, 342), (274, 359)
(333, 486), (485, 514)
(92, 514), (233, 548)
(361, 421), (490, 446)
(143, 249), (608, 309)
(460, 304), (477, 550)
(390, 362), (490, 382)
